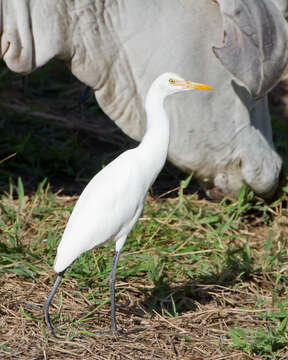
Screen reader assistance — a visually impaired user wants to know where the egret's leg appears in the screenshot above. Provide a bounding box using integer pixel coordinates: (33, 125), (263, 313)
(109, 250), (121, 333)
(44, 270), (65, 333)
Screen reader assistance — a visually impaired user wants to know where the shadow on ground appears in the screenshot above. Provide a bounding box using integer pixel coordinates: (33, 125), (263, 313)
(114, 243), (259, 321)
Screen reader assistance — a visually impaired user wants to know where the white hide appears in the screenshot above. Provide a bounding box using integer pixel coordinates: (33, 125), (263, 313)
(1, 0), (287, 198)
(272, 0), (287, 14)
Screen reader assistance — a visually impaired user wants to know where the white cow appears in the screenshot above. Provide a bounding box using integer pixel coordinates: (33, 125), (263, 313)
(1, 0), (287, 198)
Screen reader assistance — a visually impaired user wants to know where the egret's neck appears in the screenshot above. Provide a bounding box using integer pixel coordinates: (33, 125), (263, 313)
(137, 88), (170, 180)
(144, 90), (168, 132)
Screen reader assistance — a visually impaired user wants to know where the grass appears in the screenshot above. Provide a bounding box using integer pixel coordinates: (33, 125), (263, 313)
(1, 178), (288, 358)
(0, 59), (288, 359)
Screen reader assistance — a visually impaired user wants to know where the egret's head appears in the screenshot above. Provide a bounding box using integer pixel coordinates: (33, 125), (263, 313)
(154, 72), (213, 97)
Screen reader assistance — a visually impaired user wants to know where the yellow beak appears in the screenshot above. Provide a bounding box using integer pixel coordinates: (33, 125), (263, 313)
(174, 80), (213, 90)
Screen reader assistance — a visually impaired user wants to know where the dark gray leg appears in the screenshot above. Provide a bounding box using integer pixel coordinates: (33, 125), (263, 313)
(44, 270), (65, 335)
(109, 251), (121, 334)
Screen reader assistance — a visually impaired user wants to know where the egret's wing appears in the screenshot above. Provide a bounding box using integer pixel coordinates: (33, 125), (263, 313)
(213, 0), (288, 98)
(58, 150), (143, 253)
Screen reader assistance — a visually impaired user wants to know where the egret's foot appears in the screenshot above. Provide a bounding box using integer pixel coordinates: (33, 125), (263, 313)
(48, 326), (58, 338)
(46, 319), (56, 331)
(45, 316), (58, 337)
(44, 310), (56, 330)
(44, 271), (65, 337)
(112, 328), (124, 336)
(45, 320), (64, 338)
(43, 303), (59, 337)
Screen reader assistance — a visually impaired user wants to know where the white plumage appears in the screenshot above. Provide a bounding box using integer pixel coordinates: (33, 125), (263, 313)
(44, 72), (212, 335)
(54, 151), (147, 273)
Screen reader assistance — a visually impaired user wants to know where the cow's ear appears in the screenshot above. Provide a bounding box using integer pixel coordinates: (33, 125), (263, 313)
(213, 0), (288, 99)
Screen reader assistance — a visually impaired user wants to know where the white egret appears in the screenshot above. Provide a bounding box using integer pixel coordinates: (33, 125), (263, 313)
(44, 73), (212, 335)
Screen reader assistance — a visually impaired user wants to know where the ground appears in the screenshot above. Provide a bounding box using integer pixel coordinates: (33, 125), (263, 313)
(0, 60), (288, 359)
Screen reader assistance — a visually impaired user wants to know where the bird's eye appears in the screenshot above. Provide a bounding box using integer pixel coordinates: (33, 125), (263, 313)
(169, 78), (175, 85)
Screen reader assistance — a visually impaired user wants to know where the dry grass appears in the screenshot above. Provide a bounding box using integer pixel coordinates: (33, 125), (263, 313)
(0, 189), (288, 360)
(0, 265), (282, 359)
(0, 271), (257, 359)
